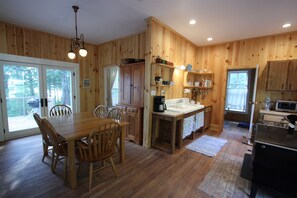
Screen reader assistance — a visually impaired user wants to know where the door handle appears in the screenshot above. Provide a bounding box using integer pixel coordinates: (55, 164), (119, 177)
(45, 98), (48, 107)
(40, 98), (44, 107)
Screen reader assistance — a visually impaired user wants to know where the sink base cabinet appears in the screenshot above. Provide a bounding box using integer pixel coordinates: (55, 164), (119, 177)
(203, 106), (212, 130)
(151, 108), (205, 154)
(151, 114), (183, 154)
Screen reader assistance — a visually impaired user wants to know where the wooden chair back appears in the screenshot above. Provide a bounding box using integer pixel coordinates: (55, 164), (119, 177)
(41, 119), (67, 156)
(77, 121), (120, 162)
(93, 105), (108, 118)
(33, 113), (51, 146)
(107, 108), (124, 121)
(49, 104), (72, 117)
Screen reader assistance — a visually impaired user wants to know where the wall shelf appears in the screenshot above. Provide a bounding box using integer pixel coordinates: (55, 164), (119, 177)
(151, 63), (175, 86)
(151, 84), (173, 87)
(183, 71), (214, 89)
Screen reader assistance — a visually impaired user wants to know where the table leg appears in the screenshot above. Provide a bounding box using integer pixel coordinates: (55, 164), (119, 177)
(119, 126), (125, 163)
(67, 139), (77, 189)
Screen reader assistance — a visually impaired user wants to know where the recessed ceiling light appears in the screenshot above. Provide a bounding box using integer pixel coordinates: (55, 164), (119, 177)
(282, 23), (291, 28)
(189, 20), (196, 25)
(207, 37), (213, 41)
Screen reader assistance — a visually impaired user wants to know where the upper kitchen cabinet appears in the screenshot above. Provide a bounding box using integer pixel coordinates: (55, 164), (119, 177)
(183, 71), (214, 89)
(266, 60), (297, 91)
(287, 60), (297, 91)
(119, 62), (144, 107)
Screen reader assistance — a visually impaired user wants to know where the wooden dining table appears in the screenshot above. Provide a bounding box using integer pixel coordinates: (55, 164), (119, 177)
(46, 112), (129, 189)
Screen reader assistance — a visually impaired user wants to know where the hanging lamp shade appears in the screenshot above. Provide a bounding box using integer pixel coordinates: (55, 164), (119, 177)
(67, 5), (87, 59)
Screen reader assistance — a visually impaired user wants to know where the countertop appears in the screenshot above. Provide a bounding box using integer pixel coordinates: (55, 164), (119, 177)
(259, 109), (296, 116)
(255, 124), (297, 150)
(152, 110), (183, 117)
(153, 105), (205, 117)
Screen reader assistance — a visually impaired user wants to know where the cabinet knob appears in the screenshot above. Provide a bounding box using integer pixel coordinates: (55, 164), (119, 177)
(261, 145), (266, 149)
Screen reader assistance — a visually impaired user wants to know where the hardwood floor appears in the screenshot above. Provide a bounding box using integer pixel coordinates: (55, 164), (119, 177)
(0, 122), (255, 198)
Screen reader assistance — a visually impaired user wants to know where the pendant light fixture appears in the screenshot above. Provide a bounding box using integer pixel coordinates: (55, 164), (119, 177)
(67, 5), (87, 59)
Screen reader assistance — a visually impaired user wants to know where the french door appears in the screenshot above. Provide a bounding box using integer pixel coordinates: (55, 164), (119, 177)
(0, 54), (79, 141)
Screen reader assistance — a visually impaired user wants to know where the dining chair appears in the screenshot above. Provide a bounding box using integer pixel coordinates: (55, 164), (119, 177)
(33, 113), (53, 162)
(107, 108), (124, 152)
(76, 121), (120, 193)
(93, 105), (108, 118)
(41, 118), (68, 184)
(107, 107), (124, 121)
(49, 104), (72, 116)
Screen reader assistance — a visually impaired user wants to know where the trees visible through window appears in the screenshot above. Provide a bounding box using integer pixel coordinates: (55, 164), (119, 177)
(225, 70), (249, 113)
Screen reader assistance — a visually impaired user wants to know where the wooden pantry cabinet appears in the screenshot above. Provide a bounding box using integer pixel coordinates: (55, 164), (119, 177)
(266, 60), (297, 91)
(119, 62), (144, 145)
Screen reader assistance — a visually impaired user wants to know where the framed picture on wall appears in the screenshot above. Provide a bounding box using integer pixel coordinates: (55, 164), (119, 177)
(83, 79), (90, 88)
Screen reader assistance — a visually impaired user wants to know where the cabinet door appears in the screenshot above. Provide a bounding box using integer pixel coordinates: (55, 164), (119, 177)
(126, 107), (143, 145)
(203, 106), (212, 130)
(120, 66), (131, 104)
(126, 111), (138, 143)
(131, 64), (144, 106)
(266, 61), (289, 91)
(287, 60), (297, 91)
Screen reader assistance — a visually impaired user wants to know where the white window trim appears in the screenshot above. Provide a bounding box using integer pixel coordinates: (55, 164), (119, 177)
(225, 69), (250, 114)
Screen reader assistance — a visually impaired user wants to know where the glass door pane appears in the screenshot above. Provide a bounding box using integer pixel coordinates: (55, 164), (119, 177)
(45, 68), (73, 115)
(2, 64), (41, 135)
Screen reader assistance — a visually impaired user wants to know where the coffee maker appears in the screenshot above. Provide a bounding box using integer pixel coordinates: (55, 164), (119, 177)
(154, 96), (167, 112)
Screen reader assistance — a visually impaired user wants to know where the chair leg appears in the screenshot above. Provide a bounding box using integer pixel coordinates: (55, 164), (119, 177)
(51, 151), (55, 172)
(89, 162), (93, 193)
(109, 157), (118, 177)
(42, 143), (48, 162)
(53, 155), (59, 172)
(77, 162), (81, 176)
(63, 157), (68, 185)
(116, 140), (120, 153)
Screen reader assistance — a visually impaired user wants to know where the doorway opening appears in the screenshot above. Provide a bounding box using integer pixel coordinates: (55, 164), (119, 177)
(224, 68), (257, 138)
(0, 54), (79, 141)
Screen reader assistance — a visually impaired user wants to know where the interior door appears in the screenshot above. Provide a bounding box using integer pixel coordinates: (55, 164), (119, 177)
(246, 64), (259, 143)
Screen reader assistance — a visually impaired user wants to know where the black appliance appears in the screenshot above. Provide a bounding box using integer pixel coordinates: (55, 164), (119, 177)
(153, 96), (167, 112)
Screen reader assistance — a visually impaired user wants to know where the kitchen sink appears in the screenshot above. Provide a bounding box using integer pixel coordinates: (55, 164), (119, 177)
(165, 99), (204, 113)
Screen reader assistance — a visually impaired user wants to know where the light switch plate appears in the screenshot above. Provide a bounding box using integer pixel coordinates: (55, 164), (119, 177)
(151, 90), (156, 96)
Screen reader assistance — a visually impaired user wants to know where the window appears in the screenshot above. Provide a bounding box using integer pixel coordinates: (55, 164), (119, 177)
(111, 71), (119, 106)
(225, 70), (249, 113)
(104, 66), (119, 107)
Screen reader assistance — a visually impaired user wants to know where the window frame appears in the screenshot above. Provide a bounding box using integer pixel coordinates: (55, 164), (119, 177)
(225, 69), (251, 114)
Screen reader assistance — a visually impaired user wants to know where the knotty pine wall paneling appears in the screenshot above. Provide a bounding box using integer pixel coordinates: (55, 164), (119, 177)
(144, 17), (199, 147)
(0, 22), (99, 113)
(97, 32), (146, 105)
(196, 31), (297, 132)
